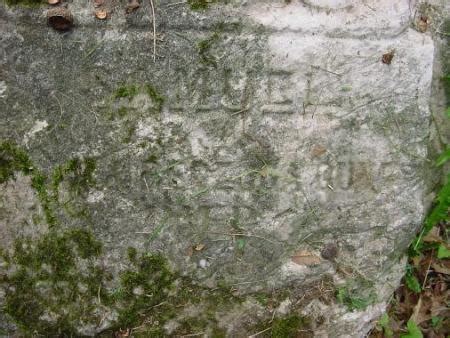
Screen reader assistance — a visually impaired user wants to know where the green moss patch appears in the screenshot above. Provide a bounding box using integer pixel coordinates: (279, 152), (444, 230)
(0, 228), (107, 335)
(3, 0), (45, 7)
(114, 252), (175, 327)
(0, 141), (33, 184)
(197, 32), (220, 67)
(114, 84), (139, 100)
(187, 0), (217, 10)
(145, 84), (165, 113)
(249, 315), (312, 338)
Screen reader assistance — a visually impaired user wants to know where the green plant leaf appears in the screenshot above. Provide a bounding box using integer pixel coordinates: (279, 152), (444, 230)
(437, 244), (450, 259)
(446, 107), (450, 118)
(431, 316), (443, 329)
(400, 320), (423, 338)
(236, 238), (246, 250)
(405, 273), (421, 293)
(436, 147), (450, 167)
(379, 313), (394, 337)
(423, 173), (450, 233)
(148, 223), (166, 242)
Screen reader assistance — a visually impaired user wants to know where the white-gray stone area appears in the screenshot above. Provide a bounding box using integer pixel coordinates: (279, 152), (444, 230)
(0, 0), (448, 336)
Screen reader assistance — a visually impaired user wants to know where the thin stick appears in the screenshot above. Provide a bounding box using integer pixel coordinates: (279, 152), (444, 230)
(181, 333), (205, 337)
(231, 107), (250, 116)
(208, 231), (279, 245)
(421, 249), (433, 289)
(149, 0), (156, 62)
(248, 327), (271, 338)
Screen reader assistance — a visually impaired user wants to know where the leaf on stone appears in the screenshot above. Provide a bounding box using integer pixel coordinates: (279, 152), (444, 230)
(95, 9), (108, 20)
(382, 50), (395, 65)
(194, 243), (205, 251)
(93, 0), (104, 7)
(437, 244), (450, 259)
(311, 145), (327, 157)
(291, 250), (321, 266)
(126, 0), (140, 13)
(236, 238), (246, 250)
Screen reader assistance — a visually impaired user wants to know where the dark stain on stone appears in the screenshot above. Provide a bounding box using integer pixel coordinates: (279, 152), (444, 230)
(47, 7), (73, 31)
(321, 243), (338, 260)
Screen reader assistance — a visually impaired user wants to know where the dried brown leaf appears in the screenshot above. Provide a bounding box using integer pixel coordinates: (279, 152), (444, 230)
(311, 145), (327, 158)
(432, 262), (450, 275)
(382, 51), (395, 65)
(126, 0), (140, 13)
(423, 226), (443, 243)
(291, 250), (321, 266)
(95, 9), (108, 20)
(194, 243), (205, 251)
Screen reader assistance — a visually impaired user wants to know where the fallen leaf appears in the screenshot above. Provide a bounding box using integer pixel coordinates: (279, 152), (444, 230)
(437, 244), (450, 259)
(431, 262), (450, 275)
(311, 145), (327, 157)
(126, 0), (140, 13)
(291, 250), (321, 266)
(95, 9), (108, 20)
(194, 243), (205, 251)
(382, 51), (395, 65)
(423, 227), (442, 243)
(417, 15), (428, 33)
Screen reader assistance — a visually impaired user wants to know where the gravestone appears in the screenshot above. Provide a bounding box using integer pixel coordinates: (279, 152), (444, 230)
(0, 0), (446, 336)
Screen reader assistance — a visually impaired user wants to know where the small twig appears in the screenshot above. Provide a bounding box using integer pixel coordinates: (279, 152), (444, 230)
(97, 285), (102, 305)
(208, 231), (279, 245)
(166, 0), (186, 7)
(311, 65), (342, 77)
(231, 278), (267, 286)
(421, 249), (433, 289)
(149, 0), (156, 62)
(180, 333), (205, 337)
(231, 107), (250, 116)
(248, 327), (271, 338)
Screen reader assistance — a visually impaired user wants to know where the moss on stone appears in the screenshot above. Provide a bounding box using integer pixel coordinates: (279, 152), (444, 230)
(0, 140), (33, 184)
(187, 0), (217, 10)
(197, 32), (220, 67)
(249, 315), (311, 338)
(1, 228), (106, 335)
(3, 0), (44, 7)
(271, 315), (310, 338)
(145, 84), (165, 113)
(114, 84), (139, 100)
(114, 252), (176, 328)
(52, 157), (96, 198)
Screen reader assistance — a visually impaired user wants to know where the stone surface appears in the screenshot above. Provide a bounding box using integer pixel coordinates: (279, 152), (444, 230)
(0, 0), (448, 336)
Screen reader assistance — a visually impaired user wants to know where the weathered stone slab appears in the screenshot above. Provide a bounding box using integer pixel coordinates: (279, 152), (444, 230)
(0, 0), (444, 336)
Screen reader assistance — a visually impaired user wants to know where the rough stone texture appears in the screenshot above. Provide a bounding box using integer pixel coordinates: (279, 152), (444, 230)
(0, 0), (448, 336)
